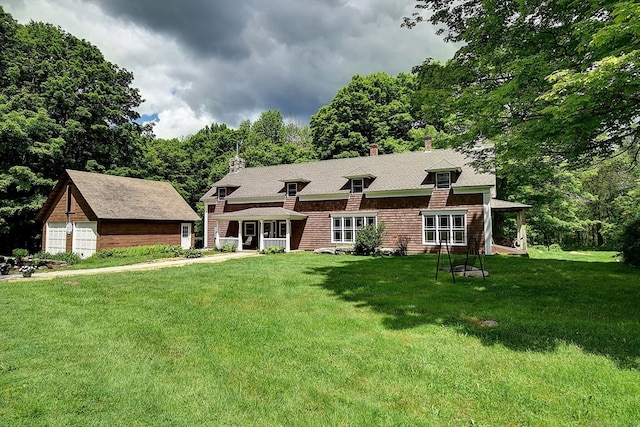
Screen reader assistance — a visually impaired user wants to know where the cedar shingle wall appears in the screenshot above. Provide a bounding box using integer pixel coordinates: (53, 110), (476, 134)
(98, 220), (183, 250)
(209, 193), (486, 255)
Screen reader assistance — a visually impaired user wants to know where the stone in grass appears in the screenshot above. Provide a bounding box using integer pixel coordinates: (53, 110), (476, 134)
(480, 319), (499, 328)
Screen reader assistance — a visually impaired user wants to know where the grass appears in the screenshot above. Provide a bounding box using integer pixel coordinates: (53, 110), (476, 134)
(1, 252), (639, 425)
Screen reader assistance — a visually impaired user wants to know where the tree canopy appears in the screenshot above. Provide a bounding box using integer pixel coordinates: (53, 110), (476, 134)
(310, 72), (418, 159)
(404, 0), (639, 166)
(0, 7), (147, 252)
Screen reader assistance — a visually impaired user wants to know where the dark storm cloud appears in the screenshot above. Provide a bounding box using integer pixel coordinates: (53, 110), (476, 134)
(3, 0), (457, 137)
(82, 0), (255, 59)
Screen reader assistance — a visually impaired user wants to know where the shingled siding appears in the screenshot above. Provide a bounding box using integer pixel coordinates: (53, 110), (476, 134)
(208, 193), (486, 254)
(295, 199), (348, 250)
(98, 220), (186, 250)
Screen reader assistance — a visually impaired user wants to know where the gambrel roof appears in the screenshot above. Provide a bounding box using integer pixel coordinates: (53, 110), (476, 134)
(37, 169), (200, 222)
(201, 149), (495, 202)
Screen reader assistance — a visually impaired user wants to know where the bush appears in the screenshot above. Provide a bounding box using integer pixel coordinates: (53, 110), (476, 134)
(12, 248), (29, 259)
(621, 216), (640, 267)
(395, 234), (411, 256)
(49, 252), (81, 265)
(260, 246), (285, 255)
(354, 223), (386, 256)
(220, 243), (237, 253)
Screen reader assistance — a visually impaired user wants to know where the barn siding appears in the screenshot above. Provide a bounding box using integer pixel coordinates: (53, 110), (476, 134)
(97, 220), (185, 250)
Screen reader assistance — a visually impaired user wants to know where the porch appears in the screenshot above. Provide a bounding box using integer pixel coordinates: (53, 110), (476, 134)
(212, 207), (307, 253)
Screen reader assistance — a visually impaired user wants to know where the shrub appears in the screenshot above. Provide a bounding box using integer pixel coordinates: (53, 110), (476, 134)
(50, 252), (81, 265)
(220, 243), (237, 253)
(395, 234), (411, 256)
(621, 216), (640, 267)
(354, 223), (386, 256)
(260, 246), (285, 255)
(175, 248), (202, 258)
(12, 248), (29, 259)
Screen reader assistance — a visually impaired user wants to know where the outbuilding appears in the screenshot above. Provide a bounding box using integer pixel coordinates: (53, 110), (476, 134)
(36, 169), (200, 258)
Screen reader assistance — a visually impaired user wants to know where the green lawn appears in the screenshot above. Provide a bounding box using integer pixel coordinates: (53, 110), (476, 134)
(1, 252), (639, 426)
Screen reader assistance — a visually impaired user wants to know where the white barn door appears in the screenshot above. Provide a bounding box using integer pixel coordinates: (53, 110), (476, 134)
(72, 222), (97, 258)
(46, 223), (67, 254)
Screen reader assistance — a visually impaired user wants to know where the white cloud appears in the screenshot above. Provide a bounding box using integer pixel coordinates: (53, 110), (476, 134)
(3, 0), (457, 139)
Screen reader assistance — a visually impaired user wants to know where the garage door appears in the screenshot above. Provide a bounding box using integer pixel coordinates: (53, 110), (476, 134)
(46, 222), (67, 254)
(72, 222), (97, 258)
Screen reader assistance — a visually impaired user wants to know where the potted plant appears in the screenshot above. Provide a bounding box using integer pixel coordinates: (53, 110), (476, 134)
(19, 264), (36, 278)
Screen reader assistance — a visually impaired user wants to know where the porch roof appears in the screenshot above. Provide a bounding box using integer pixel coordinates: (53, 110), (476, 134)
(490, 198), (532, 212)
(212, 207), (308, 221)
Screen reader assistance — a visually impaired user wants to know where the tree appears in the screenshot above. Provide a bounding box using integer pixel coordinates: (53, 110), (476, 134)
(244, 110), (315, 167)
(310, 72), (416, 159)
(404, 0), (639, 167)
(0, 7), (147, 253)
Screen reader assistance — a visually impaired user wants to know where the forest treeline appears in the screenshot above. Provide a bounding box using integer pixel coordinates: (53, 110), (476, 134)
(1, 3), (638, 255)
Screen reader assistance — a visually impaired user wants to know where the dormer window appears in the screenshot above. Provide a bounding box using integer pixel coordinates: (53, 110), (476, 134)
(218, 187), (227, 201)
(351, 178), (364, 194)
(436, 172), (451, 190)
(287, 182), (297, 197)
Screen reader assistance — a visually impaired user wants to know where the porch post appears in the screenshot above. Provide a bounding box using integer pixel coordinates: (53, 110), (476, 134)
(214, 220), (220, 249)
(238, 220), (243, 251)
(482, 191), (493, 255)
(517, 209), (528, 251)
(203, 203), (209, 249)
(285, 219), (291, 253)
(259, 219), (264, 252)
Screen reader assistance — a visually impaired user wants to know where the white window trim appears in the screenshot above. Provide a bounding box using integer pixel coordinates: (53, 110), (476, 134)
(331, 213), (377, 244)
(218, 187), (226, 201)
(421, 209), (467, 246)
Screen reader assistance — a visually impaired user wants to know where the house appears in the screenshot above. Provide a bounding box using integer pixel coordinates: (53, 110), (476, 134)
(200, 138), (529, 255)
(36, 170), (200, 258)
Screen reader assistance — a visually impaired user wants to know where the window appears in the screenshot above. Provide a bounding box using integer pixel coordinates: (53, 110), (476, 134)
(351, 178), (364, 194)
(218, 187), (226, 201)
(436, 172), (451, 189)
(422, 211), (466, 246)
(263, 221), (287, 238)
(287, 182), (297, 197)
(331, 214), (376, 244)
(244, 222), (256, 236)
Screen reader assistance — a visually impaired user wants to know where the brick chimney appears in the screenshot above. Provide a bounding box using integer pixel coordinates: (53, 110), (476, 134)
(424, 135), (433, 151)
(229, 155), (245, 173)
(369, 143), (379, 156)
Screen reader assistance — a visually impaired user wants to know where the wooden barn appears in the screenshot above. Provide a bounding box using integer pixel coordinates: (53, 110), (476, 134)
(36, 170), (200, 258)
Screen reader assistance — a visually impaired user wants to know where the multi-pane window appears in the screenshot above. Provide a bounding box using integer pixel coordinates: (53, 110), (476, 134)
(218, 187), (226, 201)
(263, 221), (287, 238)
(351, 178), (364, 194)
(332, 214), (376, 243)
(287, 182), (297, 197)
(422, 211), (466, 245)
(436, 172), (451, 189)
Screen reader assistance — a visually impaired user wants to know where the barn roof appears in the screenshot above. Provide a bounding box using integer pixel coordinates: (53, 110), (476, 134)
(37, 170), (200, 222)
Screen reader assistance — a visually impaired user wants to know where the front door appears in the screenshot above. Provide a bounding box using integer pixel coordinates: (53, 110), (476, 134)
(181, 223), (192, 249)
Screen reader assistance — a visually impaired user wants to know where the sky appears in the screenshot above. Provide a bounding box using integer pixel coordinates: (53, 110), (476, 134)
(3, 0), (456, 139)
